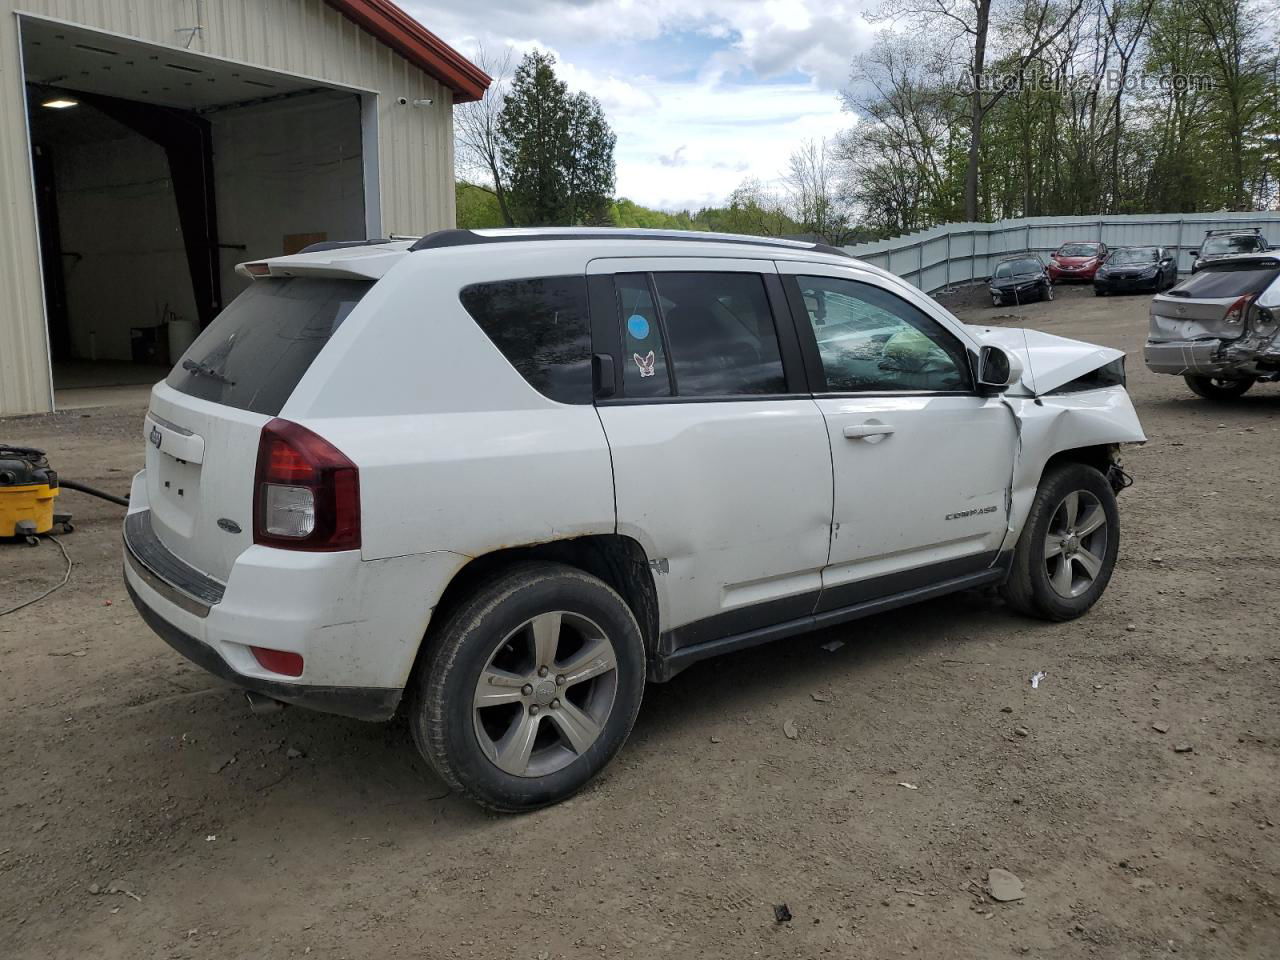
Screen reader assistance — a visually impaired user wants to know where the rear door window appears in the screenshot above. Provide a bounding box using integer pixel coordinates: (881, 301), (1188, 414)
(460, 276), (593, 404)
(1169, 264), (1280, 298)
(167, 277), (372, 415)
(649, 272), (787, 396)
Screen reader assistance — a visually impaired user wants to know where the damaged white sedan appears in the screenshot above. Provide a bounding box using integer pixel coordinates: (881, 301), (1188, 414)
(1145, 253), (1280, 399)
(125, 228), (1144, 811)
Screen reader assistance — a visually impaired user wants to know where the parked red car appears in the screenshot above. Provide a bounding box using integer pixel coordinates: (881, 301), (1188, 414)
(1047, 241), (1107, 282)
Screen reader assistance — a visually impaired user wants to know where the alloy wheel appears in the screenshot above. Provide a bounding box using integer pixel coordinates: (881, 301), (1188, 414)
(473, 611), (619, 778)
(1043, 490), (1108, 599)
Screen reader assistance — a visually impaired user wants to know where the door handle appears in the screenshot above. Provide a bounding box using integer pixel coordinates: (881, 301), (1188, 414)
(844, 423), (895, 440)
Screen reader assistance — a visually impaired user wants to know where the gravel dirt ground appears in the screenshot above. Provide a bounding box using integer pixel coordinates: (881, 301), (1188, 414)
(2, 283), (1277, 959)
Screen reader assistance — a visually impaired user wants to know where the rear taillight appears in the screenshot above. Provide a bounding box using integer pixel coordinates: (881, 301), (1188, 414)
(1223, 294), (1253, 325)
(253, 419), (360, 551)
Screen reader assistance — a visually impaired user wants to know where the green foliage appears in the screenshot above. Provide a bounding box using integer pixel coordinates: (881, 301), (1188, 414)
(455, 181), (507, 229)
(849, 0), (1279, 233)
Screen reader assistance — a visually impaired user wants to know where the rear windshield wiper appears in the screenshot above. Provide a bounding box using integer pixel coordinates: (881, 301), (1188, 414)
(182, 358), (235, 385)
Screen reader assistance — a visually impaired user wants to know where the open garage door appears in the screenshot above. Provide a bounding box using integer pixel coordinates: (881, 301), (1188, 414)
(20, 17), (376, 396)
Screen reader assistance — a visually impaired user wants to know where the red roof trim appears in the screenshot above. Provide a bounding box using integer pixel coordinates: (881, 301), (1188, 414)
(324, 0), (491, 103)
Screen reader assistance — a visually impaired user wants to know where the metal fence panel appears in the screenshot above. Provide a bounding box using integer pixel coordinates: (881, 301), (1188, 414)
(846, 212), (1280, 292)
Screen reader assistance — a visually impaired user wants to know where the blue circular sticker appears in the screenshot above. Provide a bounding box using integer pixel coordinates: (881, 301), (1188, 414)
(627, 314), (650, 340)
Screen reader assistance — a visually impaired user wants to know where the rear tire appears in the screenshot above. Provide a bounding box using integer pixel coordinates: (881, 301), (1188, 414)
(1001, 463), (1120, 622)
(410, 562), (645, 812)
(1184, 375), (1255, 401)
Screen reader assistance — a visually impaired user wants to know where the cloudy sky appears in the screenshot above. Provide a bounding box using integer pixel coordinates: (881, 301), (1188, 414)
(405, 0), (880, 211)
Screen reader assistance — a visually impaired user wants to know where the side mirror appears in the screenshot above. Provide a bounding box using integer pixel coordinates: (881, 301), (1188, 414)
(1188, 249), (1198, 257)
(977, 345), (1023, 392)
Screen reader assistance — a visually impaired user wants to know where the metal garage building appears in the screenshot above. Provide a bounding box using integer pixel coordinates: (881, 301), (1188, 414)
(0, 0), (488, 416)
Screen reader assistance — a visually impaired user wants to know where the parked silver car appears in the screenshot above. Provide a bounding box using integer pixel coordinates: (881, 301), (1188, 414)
(1144, 253), (1280, 399)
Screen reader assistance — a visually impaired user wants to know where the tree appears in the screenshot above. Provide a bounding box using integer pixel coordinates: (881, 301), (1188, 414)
(498, 51), (616, 226)
(783, 138), (855, 244)
(455, 45), (515, 225)
(1190, 0), (1271, 209)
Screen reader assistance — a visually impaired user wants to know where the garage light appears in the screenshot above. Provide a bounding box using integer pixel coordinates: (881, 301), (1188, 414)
(42, 98), (79, 109)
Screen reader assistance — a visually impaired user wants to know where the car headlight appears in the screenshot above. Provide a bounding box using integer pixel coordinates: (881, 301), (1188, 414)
(1194, 259), (1205, 270)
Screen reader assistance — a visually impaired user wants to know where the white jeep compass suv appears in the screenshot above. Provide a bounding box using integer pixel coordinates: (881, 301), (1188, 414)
(125, 228), (1145, 811)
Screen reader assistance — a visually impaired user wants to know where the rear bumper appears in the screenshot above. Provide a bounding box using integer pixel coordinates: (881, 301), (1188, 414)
(1144, 339), (1229, 375)
(125, 578), (400, 720)
(122, 478), (466, 721)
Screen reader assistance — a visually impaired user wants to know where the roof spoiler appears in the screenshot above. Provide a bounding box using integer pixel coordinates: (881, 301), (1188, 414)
(299, 238), (393, 254)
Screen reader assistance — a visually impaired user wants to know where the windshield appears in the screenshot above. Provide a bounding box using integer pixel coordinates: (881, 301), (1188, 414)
(166, 277), (373, 415)
(995, 259), (1040, 278)
(1058, 243), (1098, 258)
(1202, 235), (1262, 256)
(1108, 247), (1158, 265)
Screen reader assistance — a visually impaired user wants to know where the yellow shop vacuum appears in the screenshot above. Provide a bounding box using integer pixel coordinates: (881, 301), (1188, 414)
(0, 445), (72, 543)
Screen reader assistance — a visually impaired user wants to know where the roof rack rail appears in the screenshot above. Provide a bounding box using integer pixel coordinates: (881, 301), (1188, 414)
(406, 227), (851, 258)
(1204, 226), (1261, 237)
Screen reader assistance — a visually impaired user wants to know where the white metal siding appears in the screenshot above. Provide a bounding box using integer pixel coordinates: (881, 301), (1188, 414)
(0, 0), (457, 415)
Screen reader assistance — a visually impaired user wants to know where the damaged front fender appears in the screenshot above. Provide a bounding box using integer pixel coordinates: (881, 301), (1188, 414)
(1002, 386), (1146, 549)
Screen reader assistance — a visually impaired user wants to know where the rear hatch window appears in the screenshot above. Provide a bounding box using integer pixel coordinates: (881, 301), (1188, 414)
(1167, 264), (1280, 299)
(166, 277), (373, 414)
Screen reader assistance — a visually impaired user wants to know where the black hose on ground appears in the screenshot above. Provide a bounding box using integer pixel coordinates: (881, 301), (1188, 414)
(59, 478), (129, 507)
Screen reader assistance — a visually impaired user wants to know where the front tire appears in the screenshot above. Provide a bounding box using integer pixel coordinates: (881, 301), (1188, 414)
(992, 294), (1003, 308)
(1043, 282), (1054, 302)
(1001, 463), (1120, 621)
(1184, 375), (1254, 401)
(411, 563), (646, 812)
(1094, 287), (1106, 296)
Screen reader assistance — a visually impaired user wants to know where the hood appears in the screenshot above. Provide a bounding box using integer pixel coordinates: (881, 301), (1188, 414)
(966, 326), (1125, 395)
(1053, 256), (1096, 266)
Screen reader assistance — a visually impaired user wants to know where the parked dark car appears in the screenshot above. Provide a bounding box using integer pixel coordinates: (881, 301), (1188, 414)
(1189, 229), (1269, 273)
(1093, 246), (1178, 295)
(1048, 241), (1107, 283)
(989, 256), (1053, 307)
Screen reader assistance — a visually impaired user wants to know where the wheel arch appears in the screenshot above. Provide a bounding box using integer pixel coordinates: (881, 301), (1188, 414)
(407, 534), (662, 690)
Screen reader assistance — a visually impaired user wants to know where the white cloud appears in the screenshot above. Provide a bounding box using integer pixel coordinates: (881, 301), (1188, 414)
(405, 0), (879, 208)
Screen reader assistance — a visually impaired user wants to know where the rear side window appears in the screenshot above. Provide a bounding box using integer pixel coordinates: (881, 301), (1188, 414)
(460, 276), (593, 404)
(167, 277), (372, 415)
(1169, 265), (1280, 298)
(650, 272), (787, 396)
